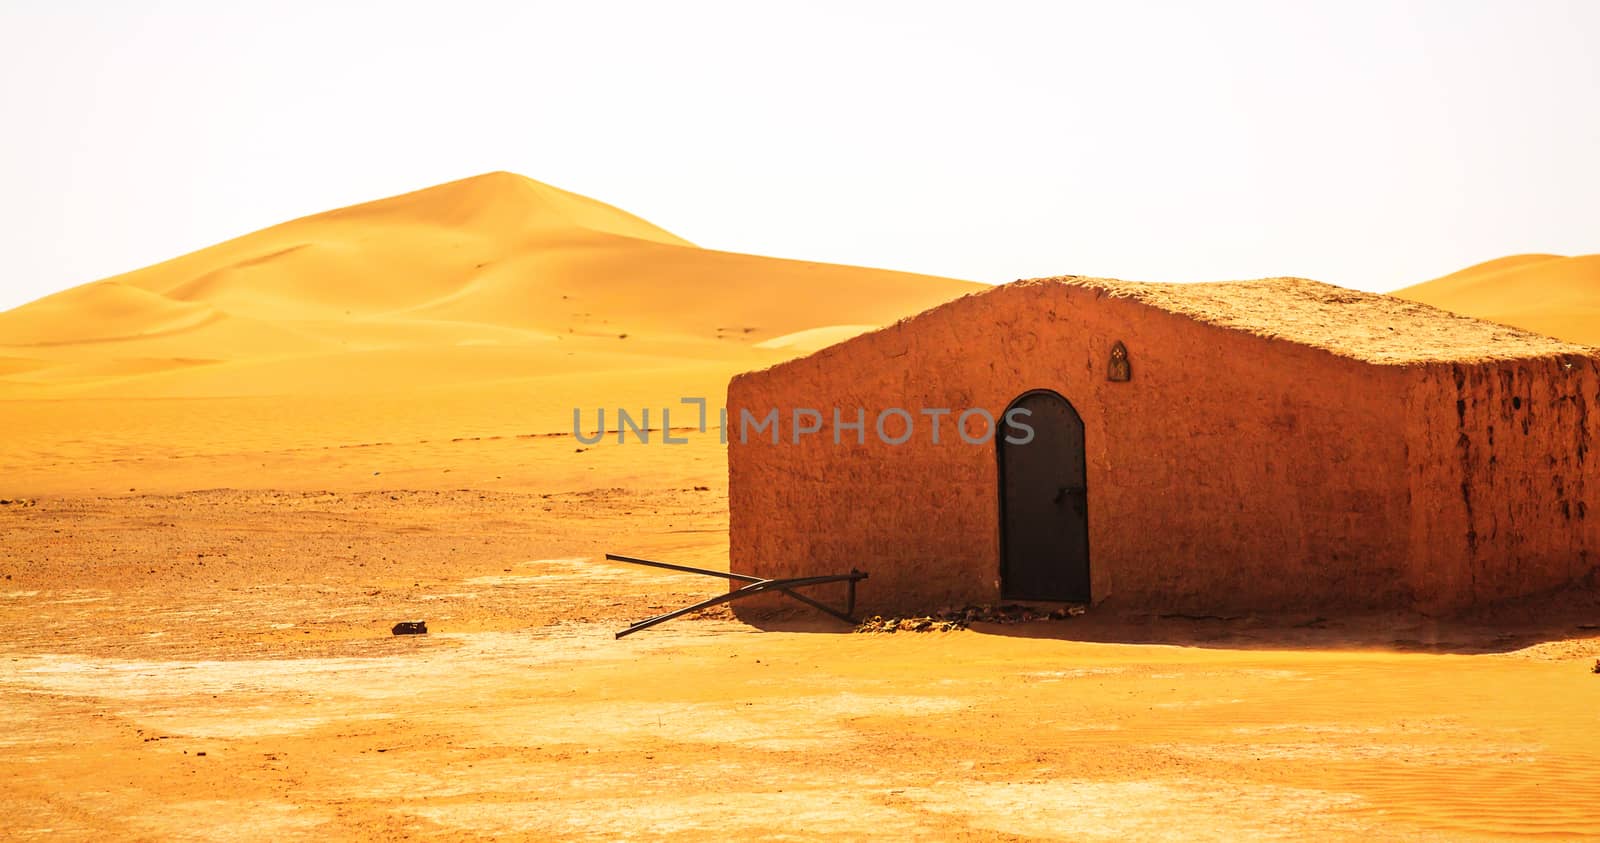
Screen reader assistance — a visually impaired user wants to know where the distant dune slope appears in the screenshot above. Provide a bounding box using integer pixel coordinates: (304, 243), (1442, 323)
(0, 172), (980, 396)
(1393, 254), (1600, 346)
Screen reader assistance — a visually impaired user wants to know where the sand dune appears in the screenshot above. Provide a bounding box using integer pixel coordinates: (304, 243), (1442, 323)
(0, 172), (979, 399)
(0, 172), (979, 494)
(1393, 253), (1600, 346)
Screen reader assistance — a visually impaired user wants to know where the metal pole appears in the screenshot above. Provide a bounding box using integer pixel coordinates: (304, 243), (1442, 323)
(605, 553), (763, 583)
(616, 578), (778, 638)
(613, 573), (869, 638)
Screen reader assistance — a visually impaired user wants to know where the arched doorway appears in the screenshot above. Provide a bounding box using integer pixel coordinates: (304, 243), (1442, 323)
(998, 389), (1090, 602)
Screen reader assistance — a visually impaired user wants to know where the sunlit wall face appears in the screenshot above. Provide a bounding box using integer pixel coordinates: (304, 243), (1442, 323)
(2, 0), (1597, 312)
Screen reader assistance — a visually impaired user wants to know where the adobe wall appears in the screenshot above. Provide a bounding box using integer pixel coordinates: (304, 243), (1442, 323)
(727, 282), (1417, 615)
(1402, 355), (1600, 612)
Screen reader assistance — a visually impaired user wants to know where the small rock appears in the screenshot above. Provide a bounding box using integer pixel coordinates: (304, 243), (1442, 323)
(857, 602), (1088, 633)
(1592, 659), (1599, 675)
(391, 621), (428, 636)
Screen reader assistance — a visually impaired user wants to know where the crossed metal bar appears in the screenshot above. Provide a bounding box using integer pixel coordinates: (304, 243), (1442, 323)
(604, 553), (868, 639)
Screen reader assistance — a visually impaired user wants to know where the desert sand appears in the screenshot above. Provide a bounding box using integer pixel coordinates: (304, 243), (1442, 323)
(1395, 253), (1600, 346)
(2, 176), (1598, 840)
(0, 172), (979, 497)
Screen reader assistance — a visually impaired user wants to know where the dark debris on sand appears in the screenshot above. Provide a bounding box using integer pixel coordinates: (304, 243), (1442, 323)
(855, 603), (1086, 633)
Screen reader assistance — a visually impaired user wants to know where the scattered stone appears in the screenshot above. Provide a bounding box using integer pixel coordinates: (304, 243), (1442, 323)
(1592, 659), (1599, 675)
(391, 621), (428, 636)
(855, 615), (956, 634)
(855, 603), (1085, 633)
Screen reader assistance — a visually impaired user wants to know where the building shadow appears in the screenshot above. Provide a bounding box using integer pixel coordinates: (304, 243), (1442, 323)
(732, 589), (1600, 655)
(963, 606), (1600, 656)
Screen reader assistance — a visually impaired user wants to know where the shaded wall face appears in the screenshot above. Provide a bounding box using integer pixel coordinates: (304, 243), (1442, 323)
(728, 284), (1415, 615)
(1404, 357), (1600, 611)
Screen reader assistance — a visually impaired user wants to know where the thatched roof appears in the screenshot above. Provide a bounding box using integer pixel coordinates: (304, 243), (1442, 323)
(1027, 275), (1592, 364)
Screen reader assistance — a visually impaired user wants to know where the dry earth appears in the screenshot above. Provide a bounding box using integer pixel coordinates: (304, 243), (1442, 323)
(3, 445), (1599, 841)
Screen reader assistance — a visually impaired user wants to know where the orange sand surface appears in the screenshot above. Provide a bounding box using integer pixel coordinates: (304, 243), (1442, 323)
(3, 178), (1599, 839)
(1395, 253), (1600, 347)
(3, 488), (1599, 841)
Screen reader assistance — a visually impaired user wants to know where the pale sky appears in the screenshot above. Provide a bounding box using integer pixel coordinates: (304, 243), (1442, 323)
(1, 0), (1597, 312)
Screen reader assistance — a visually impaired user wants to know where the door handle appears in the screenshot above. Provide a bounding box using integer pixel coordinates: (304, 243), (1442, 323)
(1054, 486), (1087, 516)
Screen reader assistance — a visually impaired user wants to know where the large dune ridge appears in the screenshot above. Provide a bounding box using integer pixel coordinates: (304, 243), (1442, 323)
(0, 171), (979, 397)
(1393, 253), (1600, 346)
(0, 172), (980, 493)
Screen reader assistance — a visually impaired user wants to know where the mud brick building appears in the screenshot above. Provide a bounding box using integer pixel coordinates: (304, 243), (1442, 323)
(727, 276), (1600, 615)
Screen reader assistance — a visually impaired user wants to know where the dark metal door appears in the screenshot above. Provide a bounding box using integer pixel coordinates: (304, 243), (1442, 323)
(999, 390), (1090, 602)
